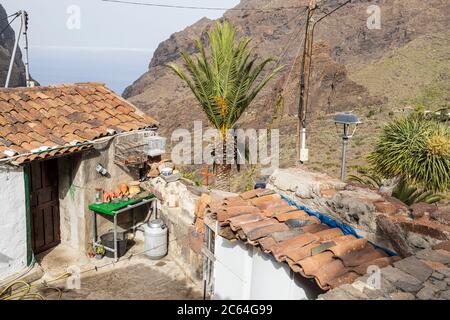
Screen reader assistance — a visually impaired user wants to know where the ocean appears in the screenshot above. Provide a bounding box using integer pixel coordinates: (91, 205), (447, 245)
(28, 46), (153, 95)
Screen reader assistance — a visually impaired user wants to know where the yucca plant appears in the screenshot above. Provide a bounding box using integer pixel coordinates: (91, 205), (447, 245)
(348, 172), (443, 205)
(392, 178), (443, 205)
(368, 113), (450, 193)
(347, 172), (383, 189)
(168, 21), (285, 190)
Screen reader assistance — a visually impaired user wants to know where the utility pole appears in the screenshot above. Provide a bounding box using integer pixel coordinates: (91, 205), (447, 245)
(296, 0), (351, 164)
(5, 10), (31, 88)
(5, 11), (23, 88)
(22, 10), (32, 87)
(296, 0), (317, 164)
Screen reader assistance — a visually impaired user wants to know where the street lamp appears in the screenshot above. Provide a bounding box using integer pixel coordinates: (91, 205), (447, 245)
(334, 113), (361, 181)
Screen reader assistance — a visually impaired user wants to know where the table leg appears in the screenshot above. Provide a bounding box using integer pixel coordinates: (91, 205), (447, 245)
(92, 211), (97, 244)
(113, 214), (118, 262)
(132, 209), (136, 236)
(152, 199), (157, 220)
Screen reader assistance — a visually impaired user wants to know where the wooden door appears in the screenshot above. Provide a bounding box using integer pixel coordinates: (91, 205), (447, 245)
(29, 159), (60, 254)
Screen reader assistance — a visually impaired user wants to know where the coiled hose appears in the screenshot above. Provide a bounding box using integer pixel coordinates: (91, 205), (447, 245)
(0, 271), (71, 300)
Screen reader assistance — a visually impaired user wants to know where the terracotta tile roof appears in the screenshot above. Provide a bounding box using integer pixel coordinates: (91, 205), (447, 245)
(319, 241), (450, 300)
(207, 189), (400, 291)
(0, 83), (158, 164)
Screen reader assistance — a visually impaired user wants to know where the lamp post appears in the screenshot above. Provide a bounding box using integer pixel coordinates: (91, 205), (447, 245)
(334, 114), (361, 181)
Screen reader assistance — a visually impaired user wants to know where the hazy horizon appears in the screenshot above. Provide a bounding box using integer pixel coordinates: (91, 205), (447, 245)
(2, 0), (240, 94)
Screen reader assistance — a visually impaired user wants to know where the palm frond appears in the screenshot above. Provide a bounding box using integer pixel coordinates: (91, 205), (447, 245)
(167, 20), (285, 139)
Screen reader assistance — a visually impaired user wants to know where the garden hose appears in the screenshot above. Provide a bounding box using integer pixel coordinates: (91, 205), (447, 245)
(0, 271), (71, 300)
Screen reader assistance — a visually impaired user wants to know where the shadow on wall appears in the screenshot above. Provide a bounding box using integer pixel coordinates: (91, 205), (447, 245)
(293, 272), (325, 299)
(0, 252), (12, 264)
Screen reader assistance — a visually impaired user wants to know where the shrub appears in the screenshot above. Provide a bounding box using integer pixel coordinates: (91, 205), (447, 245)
(368, 113), (450, 193)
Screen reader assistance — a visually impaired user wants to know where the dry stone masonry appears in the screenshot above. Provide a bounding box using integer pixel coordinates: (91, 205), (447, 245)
(268, 168), (450, 256)
(319, 242), (450, 300)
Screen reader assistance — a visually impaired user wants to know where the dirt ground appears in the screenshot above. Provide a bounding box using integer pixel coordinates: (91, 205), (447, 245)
(34, 242), (202, 300)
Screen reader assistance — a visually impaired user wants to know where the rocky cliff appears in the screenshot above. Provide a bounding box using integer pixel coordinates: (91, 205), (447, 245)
(124, 0), (449, 179)
(0, 5), (27, 88)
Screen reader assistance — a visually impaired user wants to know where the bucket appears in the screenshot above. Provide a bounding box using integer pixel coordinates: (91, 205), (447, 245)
(160, 167), (173, 177)
(255, 181), (267, 189)
(100, 232), (128, 258)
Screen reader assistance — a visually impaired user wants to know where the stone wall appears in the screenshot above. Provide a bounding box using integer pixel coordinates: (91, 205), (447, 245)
(143, 177), (204, 283)
(0, 166), (27, 279)
(58, 136), (148, 252)
(267, 168), (450, 256)
(318, 241), (450, 300)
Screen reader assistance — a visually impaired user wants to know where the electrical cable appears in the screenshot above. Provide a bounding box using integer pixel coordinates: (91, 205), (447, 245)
(101, 0), (309, 12)
(0, 13), (20, 37)
(302, 0), (352, 126)
(274, 7), (309, 67)
(0, 11), (20, 22)
(315, 3), (449, 42)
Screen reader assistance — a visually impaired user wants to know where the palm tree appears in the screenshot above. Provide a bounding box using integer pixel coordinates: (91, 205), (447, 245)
(168, 21), (285, 190)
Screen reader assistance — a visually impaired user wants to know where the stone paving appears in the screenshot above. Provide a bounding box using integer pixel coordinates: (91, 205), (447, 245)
(35, 242), (203, 300)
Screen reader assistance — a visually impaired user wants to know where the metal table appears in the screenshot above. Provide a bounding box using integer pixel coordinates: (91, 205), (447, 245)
(89, 196), (157, 261)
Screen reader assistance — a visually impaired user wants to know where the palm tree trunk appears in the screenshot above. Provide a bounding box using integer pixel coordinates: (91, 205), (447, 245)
(214, 141), (232, 191)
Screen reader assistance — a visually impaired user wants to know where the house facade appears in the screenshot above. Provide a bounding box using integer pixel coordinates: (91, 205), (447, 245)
(0, 83), (158, 279)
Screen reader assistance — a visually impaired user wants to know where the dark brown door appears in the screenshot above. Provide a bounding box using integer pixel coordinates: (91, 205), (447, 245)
(29, 159), (61, 254)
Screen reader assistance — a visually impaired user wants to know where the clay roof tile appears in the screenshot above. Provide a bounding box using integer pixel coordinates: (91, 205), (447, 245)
(246, 223), (289, 242)
(213, 194), (400, 292)
(0, 84), (157, 163)
(328, 238), (368, 257)
(240, 219), (278, 235)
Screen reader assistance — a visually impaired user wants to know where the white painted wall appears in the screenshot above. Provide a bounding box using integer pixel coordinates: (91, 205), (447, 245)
(0, 166), (27, 280)
(213, 236), (319, 300)
(250, 250), (308, 300)
(213, 236), (254, 300)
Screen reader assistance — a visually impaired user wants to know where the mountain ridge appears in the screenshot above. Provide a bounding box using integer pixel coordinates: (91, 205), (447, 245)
(123, 0), (449, 181)
(124, 0), (448, 131)
(0, 5), (28, 88)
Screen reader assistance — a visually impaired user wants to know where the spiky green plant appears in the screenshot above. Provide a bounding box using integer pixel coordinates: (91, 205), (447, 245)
(168, 21), (285, 190)
(347, 173), (383, 189)
(392, 178), (443, 205)
(368, 113), (450, 193)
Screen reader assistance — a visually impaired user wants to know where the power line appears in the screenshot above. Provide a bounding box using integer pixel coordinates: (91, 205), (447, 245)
(0, 11), (20, 23)
(275, 8), (309, 66)
(0, 13), (20, 37)
(101, 0), (308, 12)
(316, 4), (449, 42)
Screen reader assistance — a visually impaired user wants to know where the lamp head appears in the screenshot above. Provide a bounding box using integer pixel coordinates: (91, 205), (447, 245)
(334, 113), (361, 125)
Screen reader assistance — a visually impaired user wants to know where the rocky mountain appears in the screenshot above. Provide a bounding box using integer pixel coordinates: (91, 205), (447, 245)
(0, 5), (28, 88)
(124, 0), (449, 181)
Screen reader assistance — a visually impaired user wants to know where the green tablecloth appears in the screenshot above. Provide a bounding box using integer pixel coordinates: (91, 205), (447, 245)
(88, 194), (155, 216)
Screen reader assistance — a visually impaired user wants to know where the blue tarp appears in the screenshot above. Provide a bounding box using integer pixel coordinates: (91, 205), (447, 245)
(280, 194), (398, 257)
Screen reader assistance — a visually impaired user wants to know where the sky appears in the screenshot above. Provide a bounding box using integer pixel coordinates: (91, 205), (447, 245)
(2, 0), (240, 94)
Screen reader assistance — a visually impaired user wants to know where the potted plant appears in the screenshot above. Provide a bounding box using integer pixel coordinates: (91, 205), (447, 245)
(95, 245), (106, 260)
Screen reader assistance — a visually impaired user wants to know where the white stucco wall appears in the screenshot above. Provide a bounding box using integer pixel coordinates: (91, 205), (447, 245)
(0, 166), (27, 280)
(213, 236), (254, 300)
(213, 236), (321, 300)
